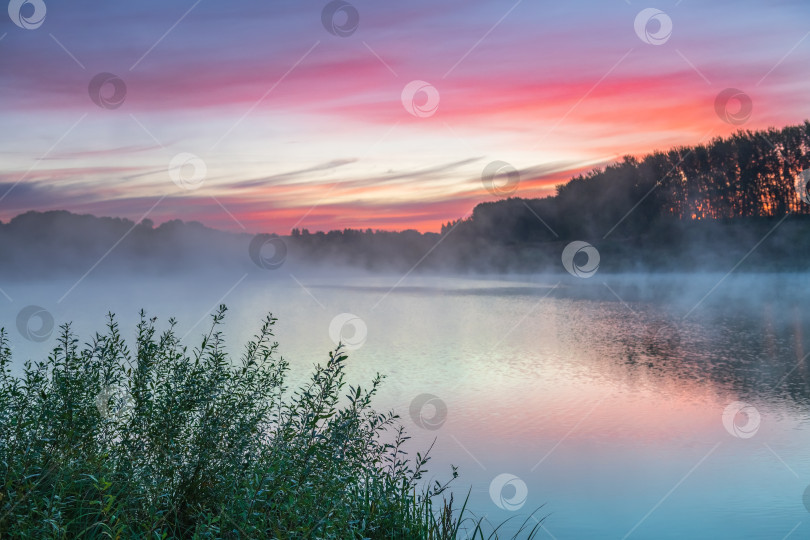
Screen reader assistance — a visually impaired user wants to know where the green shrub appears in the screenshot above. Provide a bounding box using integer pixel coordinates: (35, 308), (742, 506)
(0, 306), (542, 539)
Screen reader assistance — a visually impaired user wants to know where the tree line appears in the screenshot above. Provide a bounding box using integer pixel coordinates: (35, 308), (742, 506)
(2, 122), (809, 275)
(451, 122), (810, 244)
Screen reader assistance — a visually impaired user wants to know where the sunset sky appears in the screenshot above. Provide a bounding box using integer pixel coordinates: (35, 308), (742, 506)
(1, 0), (809, 233)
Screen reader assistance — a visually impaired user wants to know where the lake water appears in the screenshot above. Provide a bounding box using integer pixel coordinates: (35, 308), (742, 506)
(3, 271), (810, 539)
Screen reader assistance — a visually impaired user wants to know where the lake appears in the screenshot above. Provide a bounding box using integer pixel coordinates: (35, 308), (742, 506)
(3, 271), (810, 539)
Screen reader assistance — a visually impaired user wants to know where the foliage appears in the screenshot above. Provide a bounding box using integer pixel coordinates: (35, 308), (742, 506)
(464, 122), (810, 242)
(0, 306), (542, 539)
(4, 123), (810, 275)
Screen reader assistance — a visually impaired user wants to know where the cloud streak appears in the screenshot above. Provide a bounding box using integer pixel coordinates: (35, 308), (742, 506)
(1, 0), (809, 231)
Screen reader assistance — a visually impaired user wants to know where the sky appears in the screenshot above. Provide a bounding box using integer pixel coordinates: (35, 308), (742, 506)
(1, 0), (809, 233)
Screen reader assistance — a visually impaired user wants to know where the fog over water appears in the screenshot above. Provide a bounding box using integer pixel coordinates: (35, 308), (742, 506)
(3, 269), (809, 539)
(3, 0), (810, 535)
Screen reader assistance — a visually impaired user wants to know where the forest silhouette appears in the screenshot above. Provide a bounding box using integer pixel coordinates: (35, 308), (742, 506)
(2, 122), (810, 277)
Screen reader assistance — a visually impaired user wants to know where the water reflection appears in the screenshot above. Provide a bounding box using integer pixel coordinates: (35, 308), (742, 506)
(2, 273), (809, 538)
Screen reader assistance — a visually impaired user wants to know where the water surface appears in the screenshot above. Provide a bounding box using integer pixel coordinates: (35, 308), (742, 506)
(3, 272), (809, 539)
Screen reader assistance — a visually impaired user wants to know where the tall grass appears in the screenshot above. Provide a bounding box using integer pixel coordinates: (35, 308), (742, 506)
(0, 306), (542, 539)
